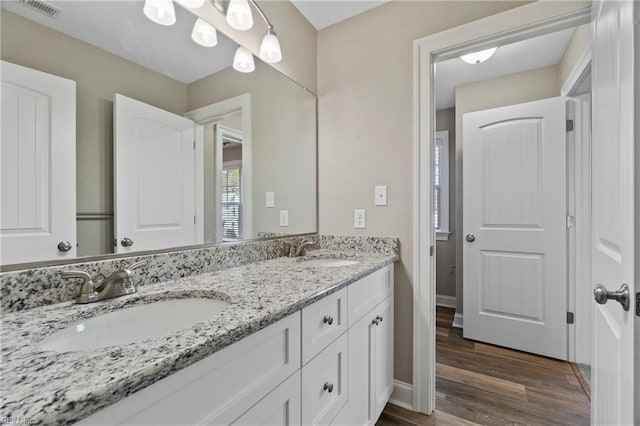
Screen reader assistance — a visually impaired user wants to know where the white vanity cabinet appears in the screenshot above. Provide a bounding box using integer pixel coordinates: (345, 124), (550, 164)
(79, 264), (394, 426)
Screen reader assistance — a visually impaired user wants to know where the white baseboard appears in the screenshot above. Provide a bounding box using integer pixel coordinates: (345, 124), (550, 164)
(435, 294), (456, 308)
(389, 380), (413, 411)
(452, 312), (463, 329)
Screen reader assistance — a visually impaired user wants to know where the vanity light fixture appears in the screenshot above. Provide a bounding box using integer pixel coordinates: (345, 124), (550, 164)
(226, 0), (253, 31)
(143, 0), (176, 26)
(259, 27), (282, 63)
(233, 46), (255, 73)
(460, 47), (498, 64)
(176, 0), (205, 8)
(191, 17), (218, 47)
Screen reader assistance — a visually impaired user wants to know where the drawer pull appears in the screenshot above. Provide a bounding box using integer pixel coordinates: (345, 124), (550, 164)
(323, 315), (334, 325)
(323, 382), (334, 393)
(372, 318), (380, 326)
(376, 315), (384, 322)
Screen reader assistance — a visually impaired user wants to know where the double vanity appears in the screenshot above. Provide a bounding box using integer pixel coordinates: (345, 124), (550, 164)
(0, 236), (397, 425)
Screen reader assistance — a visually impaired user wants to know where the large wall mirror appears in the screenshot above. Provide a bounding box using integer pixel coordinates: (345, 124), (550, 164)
(0, 0), (317, 267)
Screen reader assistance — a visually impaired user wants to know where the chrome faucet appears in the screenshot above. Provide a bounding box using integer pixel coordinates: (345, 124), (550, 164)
(61, 260), (147, 304)
(289, 240), (315, 257)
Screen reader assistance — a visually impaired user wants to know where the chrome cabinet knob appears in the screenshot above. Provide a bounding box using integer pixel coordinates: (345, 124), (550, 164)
(466, 234), (476, 243)
(376, 315), (383, 322)
(323, 315), (334, 325)
(323, 382), (334, 393)
(120, 237), (134, 247)
(57, 241), (73, 252)
(593, 283), (630, 311)
(372, 318), (380, 326)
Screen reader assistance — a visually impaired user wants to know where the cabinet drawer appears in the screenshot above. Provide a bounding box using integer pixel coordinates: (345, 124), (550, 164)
(302, 288), (347, 364)
(301, 332), (348, 425)
(80, 313), (301, 425)
(348, 265), (393, 326)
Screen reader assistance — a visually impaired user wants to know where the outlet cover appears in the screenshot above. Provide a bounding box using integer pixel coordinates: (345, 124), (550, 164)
(279, 210), (289, 227)
(375, 185), (387, 206)
(266, 192), (275, 208)
(354, 209), (366, 229)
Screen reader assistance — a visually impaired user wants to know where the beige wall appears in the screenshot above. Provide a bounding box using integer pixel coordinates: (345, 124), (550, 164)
(559, 23), (591, 90)
(435, 108), (456, 298)
(454, 65), (561, 314)
(188, 60), (317, 237)
(1, 11), (188, 256)
(317, 0), (529, 384)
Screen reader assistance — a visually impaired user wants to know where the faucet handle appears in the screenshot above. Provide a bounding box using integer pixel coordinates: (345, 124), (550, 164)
(126, 260), (147, 273)
(61, 270), (97, 303)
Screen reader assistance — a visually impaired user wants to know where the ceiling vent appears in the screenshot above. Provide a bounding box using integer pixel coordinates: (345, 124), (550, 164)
(17, 0), (61, 19)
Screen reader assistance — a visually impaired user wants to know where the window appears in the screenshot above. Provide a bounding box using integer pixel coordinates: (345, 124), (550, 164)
(435, 130), (449, 239)
(221, 161), (243, 241)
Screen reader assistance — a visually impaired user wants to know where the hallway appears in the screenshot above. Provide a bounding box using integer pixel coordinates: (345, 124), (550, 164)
(377, 307), (590, 425)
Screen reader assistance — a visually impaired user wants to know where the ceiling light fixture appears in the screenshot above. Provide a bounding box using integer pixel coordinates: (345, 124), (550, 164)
(460, 47), (498, 64)
(191, 18), (218, 47)
(233, 46), (255, 73)
(143, 0), (176, 26)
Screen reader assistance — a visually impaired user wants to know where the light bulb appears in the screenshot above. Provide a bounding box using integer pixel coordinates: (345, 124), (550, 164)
(191, 18), (218, 47)
(233, 46), (255, 73)
(143, 0), (176, 26)
(227, 0), (253, 31)
(259, 31), (282, 64)
(460, 47), (498, 64)
(177, 0), (205, 8)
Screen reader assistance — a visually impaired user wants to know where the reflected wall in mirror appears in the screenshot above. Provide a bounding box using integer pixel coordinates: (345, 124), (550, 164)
(0, 0), (316, 266)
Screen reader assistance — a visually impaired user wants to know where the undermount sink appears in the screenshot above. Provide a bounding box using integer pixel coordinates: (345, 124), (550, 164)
(301, 258), (360, 268)
(38, 298), (229, 352)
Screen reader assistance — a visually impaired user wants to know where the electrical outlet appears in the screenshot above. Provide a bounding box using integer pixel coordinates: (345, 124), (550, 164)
(354, 209), (366, 229)
(266, 192), (275, 208)
(375, 185), (387, 206)
(279, 210), (289, 227)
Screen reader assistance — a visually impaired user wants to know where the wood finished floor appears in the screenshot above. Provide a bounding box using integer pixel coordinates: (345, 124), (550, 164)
(377, 307), (590, 426)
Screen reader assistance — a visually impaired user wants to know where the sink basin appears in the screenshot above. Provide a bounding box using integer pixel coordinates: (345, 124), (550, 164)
(301, 258), (360, 268)
(38, 298), (229, 352)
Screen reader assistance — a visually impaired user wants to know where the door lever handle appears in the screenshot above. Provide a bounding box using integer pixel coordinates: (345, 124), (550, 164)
(593, 283), (630, 311)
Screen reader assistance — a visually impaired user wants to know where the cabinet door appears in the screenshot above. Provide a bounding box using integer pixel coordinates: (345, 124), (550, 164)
(230, 371), (300, 426)
(371, 296), (394, 422)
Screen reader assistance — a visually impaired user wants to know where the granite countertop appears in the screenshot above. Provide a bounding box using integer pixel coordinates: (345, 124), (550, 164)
(0, 249), (396, 425)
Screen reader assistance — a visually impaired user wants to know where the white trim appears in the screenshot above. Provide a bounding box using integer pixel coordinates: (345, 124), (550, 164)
(561, 41), (592, 96)
(435, 294), (456, 309)
(452, 313), (464, 329)
(567, 98), (577, 363)
(194, 125), (204, 245)
(435, 130), (449, 235)
(413, 1), (591, 414)
(389, 380), (414, 411)
(186, 94), (253, 240)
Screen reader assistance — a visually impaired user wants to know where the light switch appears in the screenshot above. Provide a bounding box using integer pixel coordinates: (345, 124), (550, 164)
(354, 209), (366, 229)
(280, 210), (289, 227)
(375, 185), (387, 206)
(266, 192), (275, 208)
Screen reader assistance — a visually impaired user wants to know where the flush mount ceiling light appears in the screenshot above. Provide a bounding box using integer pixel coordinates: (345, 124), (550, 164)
(143, 0), (282, 70)
(460, 47), (498, 64)
(191, 17), (218, 47)
(233, 46), (255, 73)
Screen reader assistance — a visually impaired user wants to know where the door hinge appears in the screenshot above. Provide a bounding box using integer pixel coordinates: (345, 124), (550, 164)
(566, 215), (575, 229)
(566, 119), (574, 132)
(194, 216), (196, 224)
(429, 245), (434, 256)
(567, 312), (575, 324)
(193, 140), (196, 150)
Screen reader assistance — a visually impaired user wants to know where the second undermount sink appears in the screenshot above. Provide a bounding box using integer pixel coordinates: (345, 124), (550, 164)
(38, 298), (229, 352)
(301, 258), (360, 268)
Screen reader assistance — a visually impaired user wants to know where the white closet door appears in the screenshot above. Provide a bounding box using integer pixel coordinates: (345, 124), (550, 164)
(114, 94), (202, 253)
(463, 97), (567, 360)
(1, 61), (76, 265)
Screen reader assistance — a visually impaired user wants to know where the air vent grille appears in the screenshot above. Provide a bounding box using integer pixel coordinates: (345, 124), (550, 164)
(17, 0), (61, 19)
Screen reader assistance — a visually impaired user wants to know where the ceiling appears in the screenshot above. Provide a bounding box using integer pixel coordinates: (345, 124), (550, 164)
(290, 0), (388, 30)
(435, 28), (576, 109)
(2, 0), (238, 84)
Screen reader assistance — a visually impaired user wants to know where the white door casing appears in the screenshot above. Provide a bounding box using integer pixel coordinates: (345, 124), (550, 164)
(114, 94), (203, 253)
(1, 61), (76, 265)
(591, 1), (636, 424)
(463, 97), (567, 360)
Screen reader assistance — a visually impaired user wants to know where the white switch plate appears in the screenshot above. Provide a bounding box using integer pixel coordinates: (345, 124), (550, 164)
(279, 210), (289, 227)
(374, 185), (387, 206)
(354, 209), (366, 229)
(266, 192), (275, 208)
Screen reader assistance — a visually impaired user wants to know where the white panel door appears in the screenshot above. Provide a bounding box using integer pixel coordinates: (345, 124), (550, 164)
(1, 61), (76, 264)
(114, 94), (202, 253)
(591, 1), (636, 424)
(463, 97), (567, 359)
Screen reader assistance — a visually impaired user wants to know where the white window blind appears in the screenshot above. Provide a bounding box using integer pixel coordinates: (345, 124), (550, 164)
(435, 130), (449, 237)
(221, 164), (243, 241)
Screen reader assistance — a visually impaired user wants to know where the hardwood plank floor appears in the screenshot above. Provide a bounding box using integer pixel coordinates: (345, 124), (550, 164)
(377, 307), (590, 425)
